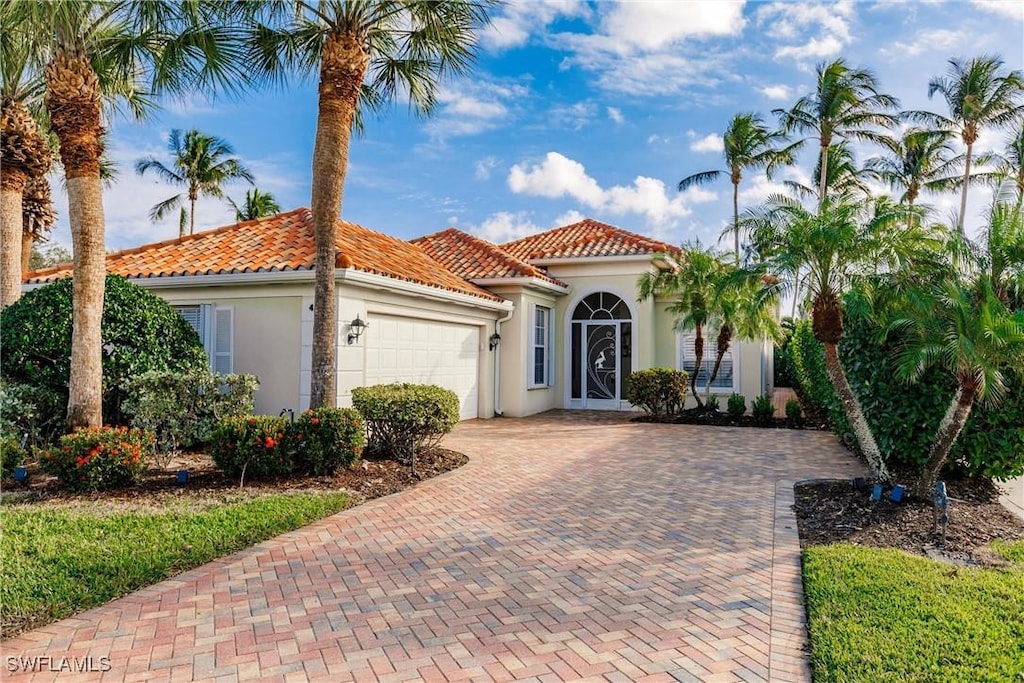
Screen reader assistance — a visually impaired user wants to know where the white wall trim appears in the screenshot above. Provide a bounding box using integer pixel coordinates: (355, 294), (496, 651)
(470, 277), (569, 295)
(529, 254), (656, 267)
(561, 285), (640, 409)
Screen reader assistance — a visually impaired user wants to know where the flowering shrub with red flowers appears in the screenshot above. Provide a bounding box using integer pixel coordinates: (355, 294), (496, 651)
(39, 426), (154, 491)
(209, 416), (291, 484)
(293, 408), (365, 476)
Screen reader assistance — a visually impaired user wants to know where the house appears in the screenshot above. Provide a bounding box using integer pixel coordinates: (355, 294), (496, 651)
(24, 209), (774, 418)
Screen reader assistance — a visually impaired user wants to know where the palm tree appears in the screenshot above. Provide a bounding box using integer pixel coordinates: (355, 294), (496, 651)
(976, 121), (1024, 201)
(21, 175), (57, 272)
(865, 128), (962, 207)
(13, 0), (250, 428)
(911, 55), (1024, 233)
(678, 113), (799, 262)
(775, 58), (900, 206)
(703, 272), (782, 401)
(783, 141), (875, 202)
(979, 183), (1024, 307)
(137, 129), (254, 237)
(745, 193), (926, 480)
(639, 245), (725, 408)
(228, 188), (281, 221)
(243, 1), (495, 408)
(0, 26), (52, 308)
(891, 274), (1024, 496)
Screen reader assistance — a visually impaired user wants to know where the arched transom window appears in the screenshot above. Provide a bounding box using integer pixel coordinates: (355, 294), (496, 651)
(572, 292), (631, 321)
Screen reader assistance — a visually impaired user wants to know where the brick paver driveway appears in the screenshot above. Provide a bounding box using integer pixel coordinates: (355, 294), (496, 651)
(5, 412), (865, 683)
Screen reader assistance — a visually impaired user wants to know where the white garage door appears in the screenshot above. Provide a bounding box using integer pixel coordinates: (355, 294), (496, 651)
(364, 315), (480, 420)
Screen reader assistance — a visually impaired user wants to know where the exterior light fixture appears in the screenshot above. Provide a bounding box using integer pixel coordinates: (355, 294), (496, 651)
(489, 332), (501, 351)
(347, 316), (367, 345)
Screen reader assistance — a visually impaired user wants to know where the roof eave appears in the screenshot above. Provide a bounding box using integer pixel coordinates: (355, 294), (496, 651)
(469, 276), (570, 295)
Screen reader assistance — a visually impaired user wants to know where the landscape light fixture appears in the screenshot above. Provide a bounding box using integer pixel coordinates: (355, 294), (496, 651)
(347, 316), (367, 345)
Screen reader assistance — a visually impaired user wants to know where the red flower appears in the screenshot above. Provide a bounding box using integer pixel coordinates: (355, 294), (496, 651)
(310, 417), (320, 425)
(264, 437), (276, 449)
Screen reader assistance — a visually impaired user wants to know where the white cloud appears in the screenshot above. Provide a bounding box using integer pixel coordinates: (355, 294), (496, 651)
(470, 211), (545, 243)
(549, 101), (599, 130)
(647, 134), (670, 146)
(474, 156), (500, 180)
(689, 133), (724, 154)
(759, 84), (792, 100)
(971, 0), (1024, 21)
(508, 152), (717, 227)
(883, 29), (968, 58)
(757, 0), (856, 64)
(553, 209), (586, 226)
(607, 107), (624, 124)
(481, 0), (590, 50)
(737, 166), (812, 205)
(424, 80), (529, 139)
(599, 1), (745, 50)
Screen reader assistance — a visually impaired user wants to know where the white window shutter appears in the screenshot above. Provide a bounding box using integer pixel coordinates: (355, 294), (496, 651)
(212, 307), (233, 374)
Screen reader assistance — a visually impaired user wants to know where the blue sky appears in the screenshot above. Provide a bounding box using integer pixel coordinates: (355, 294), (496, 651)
(48, 0), (1024, 254)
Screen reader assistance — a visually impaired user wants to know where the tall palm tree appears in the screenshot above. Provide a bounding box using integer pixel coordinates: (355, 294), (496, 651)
(243, 1), (495, 408)
(228, 188), (281, 221)
(136, 129), (254, 236)
(0, 26), (52, 308)
(976, 121), (1024, 201)
(745, 193), (925, 480)
(783, 141), (875, 202)
(891, 274), (1024, 496)
(13, 0), (250, 428)
(678, 113), (799, 262)
(865, 128), (962, 207)
(775, 58), (900, 206)
(639, 244), (725, 408)
(911, 55), (1024, 233)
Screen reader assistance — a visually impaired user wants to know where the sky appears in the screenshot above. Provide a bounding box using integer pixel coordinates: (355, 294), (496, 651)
(46, 0), (1024, 255)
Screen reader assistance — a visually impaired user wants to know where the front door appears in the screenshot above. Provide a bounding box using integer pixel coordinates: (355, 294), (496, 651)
(583, 323), (619, 409)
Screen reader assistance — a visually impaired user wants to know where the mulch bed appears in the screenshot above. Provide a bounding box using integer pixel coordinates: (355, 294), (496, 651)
(635, 408), (826, 430)
(2, 448), (468, 509)
(795, 478), (1024, 567)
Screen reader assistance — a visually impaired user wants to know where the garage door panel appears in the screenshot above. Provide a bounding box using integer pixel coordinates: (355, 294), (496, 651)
(365, 315), (480, 420)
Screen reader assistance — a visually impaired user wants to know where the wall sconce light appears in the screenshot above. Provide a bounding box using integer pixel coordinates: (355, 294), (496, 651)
(347, 316), (367, 345)
(489, 332), (501, 351)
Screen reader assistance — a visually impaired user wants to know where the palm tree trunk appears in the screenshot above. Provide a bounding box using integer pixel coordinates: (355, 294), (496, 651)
(705, 324), (732, 403)
(817, 143), (829, 207)
(690, 325), (704, 408)
(309, 31), (369, 409)
(914, 385), (975, 497)
(46, 50), (105, 430)
(956, 141), (973, 234)
(732, 180), (740, 263)
(189, 195), (196, 236)
(1, 170), (26, 308)
(822, 341), (889, 480)
(20, 231), (33, 273)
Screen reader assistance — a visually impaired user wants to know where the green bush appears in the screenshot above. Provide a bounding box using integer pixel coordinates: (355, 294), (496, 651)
(751, 395), (774, 424)
(727, 393), (746, 418)
(1, 380), (60, 448)
(1, 436), (25, 479)
(39, 426), (153, 491)
(705, 394), (720, 412)
(121, 370), (258, 465)
(785, 399), (804, 428)
(773, 318), (798, 388)
(0, 275), (208, 429)
(623, 368), (688, 416)
(293, 408), (365, 475)
(209, 416), (291, 484)
(351, 384), (459, 468)
(791, 303), (1024, 480)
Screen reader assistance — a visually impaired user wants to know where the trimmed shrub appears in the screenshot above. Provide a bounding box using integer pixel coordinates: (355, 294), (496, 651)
(727, 393), (746, 418)
(209, 416), (290, 484)
(39, 426), (153, 491)
(1, 436), (25, 479)
(351, 384), (459, 469)
(0, 275), (207, 429)
(785, 399), (804, 428)
(751, 395), (774, 424)
(705, 394), (720, 412)
(293, 408), (365, 475)
(624, 368), (688, 417)
(121, 370), (259, 465)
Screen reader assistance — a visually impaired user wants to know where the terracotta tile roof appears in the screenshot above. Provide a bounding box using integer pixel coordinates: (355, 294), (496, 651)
(501, 218), (681, 261)
(24, 208), (501, 302)
(412, 228), (567, 288)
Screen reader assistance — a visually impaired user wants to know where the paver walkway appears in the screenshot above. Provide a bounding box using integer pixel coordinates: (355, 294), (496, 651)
(4, 412), (865, 683)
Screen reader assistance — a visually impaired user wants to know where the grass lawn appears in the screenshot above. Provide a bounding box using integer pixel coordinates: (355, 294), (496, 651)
(803, 543), (1024, 682)
(1, 491), (349, 638)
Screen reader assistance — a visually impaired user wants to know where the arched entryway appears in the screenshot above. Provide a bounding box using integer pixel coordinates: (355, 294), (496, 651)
(569, 291), (632, 409)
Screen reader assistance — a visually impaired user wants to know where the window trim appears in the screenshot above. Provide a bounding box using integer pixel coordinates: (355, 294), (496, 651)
(528, 303), (553, 389)
(174, 304), (232, 374)
(676, 329), (738, 394)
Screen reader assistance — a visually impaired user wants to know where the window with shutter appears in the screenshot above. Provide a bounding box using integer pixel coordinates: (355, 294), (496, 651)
(174, 305), (232, 374)
(678, 331), (734, 390)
